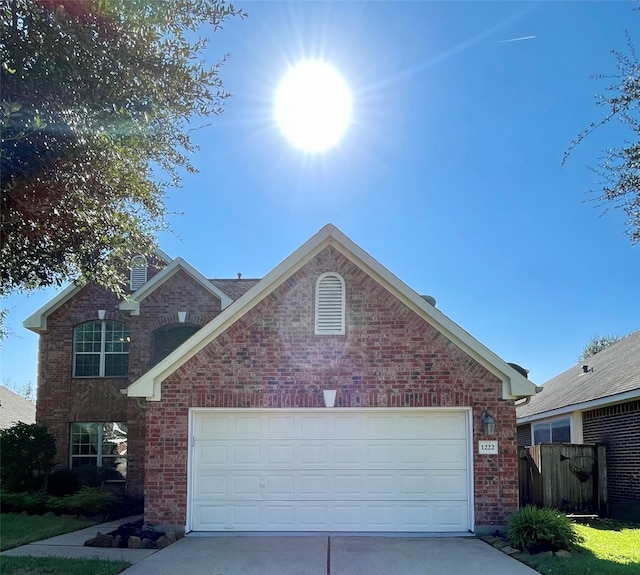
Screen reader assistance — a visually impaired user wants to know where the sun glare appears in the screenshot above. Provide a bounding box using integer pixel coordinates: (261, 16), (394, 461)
(275, 60), (353, 153)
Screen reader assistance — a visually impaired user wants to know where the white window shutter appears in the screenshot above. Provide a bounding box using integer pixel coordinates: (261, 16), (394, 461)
(315, 273), (345, 335)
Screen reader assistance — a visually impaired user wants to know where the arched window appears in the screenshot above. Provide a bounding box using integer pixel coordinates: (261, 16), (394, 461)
(129, 255), (148, 291)
(74, 321), (129, 377)
(315, 273), (345, 335)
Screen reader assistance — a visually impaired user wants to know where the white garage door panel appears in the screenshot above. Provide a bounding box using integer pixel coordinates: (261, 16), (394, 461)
(191, 409), (471, 532)
(193, 501), (470, 531)
(194, 411), (468, 440)
(194, 440), (467, 469)
(194, 469), (468, 501)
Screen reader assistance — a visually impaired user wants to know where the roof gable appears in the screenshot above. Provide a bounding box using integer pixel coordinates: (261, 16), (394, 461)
(119, 257), (232, 315)
(23, 250), (173, 333)
(517, 330), (640, 422)
(127, 224), (538, 401)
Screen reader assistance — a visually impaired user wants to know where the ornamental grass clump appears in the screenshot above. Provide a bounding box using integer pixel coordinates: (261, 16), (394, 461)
(507, 506), (583, 553)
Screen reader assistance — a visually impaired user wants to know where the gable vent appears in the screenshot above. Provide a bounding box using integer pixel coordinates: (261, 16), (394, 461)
(130, 255), (148, 291)
(315, 273), (345, 335)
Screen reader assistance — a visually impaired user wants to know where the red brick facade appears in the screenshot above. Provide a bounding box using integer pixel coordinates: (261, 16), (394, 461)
(142, 246), (519, 529)
(35, 268), (223, 497)
(583, 400), (640, 520)
(33, 241), (526, 532)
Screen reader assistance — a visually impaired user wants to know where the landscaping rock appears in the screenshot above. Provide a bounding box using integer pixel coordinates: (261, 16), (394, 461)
(555, 549), (572, 558)
(532, 550), (553, 557)
(141, 537), (155, 549)
(112, 534), (122, 548)
(500, 545), (520, 555)
(166, 531), (177, 544)
(156, 536), (172, 549)
(84, 532), (114, 547)
(128, 535), (141, 549)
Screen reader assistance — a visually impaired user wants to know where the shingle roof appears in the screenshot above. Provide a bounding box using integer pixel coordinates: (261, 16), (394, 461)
(517, 330), (640, 419)
(0, 386), (36, 428)
(210, 279), (261, 301)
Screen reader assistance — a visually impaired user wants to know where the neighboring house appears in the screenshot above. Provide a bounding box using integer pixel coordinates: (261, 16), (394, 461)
(0, 385), (36, 429)
(516, 330), (640, 520)
(25, 224), (537, 533)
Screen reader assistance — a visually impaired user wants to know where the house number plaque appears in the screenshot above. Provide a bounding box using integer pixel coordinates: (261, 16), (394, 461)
(478, 440), (498, 454)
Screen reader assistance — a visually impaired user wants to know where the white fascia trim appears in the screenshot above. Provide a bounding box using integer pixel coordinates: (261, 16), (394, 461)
(517, 388), (640, 424)
(324, 227), (539, 400)
(23, 283), (81, 333)
(127, 224), (538, 401)
(119, 257), (232, 316)
(127, 228), (336, 400)
(23, 249), (172, 331)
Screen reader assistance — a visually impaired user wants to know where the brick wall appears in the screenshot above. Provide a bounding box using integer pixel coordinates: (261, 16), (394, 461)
(35, 268), (222, 497)
(583, 400), (640, 519)
(144, 246), (518, 530)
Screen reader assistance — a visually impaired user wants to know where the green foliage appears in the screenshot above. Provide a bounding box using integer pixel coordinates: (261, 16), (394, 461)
(0, 555), (128, 575)
(0, 512), (96, 551)
(564, 21), (640, 244)
(0, 491), (47, 514)
(507, 506), (584, 553)
(49, 487), (120, 519)
(0, 422), (56, 492)
(0, 0), (246, 297)
(577, 333), (627, 362)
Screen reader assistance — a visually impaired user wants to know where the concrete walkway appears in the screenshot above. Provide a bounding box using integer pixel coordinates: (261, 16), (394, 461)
(0, 516), (157, 564)
(2, 517), (541, 575)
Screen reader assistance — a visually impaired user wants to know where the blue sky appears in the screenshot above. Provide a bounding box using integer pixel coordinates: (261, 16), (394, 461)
(2, 1), (639, 393)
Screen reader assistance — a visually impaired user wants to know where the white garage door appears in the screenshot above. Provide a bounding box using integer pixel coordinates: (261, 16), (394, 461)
(189, 409), (471, 532)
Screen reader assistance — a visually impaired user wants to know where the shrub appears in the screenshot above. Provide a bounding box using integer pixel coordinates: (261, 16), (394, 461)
(50, 487), (120, 520)
(47, 469), (80, 497)
(507, 506), (584, 553)
(0, 423), (56, 492)
(0, 491), (47, 514)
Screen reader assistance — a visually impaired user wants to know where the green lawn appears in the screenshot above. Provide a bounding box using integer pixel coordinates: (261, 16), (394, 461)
(0, 514), (97, 551)
(517, 519), (640, 575)
(0, 556), (129, 575)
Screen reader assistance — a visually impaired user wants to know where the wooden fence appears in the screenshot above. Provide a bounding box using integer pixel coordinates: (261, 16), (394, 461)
(518, 444), (607, 513)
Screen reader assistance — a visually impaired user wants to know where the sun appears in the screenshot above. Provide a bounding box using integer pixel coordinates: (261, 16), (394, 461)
(275, 60), (353, 153)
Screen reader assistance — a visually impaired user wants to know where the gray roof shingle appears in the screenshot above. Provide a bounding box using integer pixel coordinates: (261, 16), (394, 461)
(517, 330), (640, 419)
(210, 278), (261, 301)
(0, 386), (36, 429)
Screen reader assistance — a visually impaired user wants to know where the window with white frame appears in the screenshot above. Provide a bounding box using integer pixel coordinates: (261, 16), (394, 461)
(74, 321), (129, 377)
(70, 422), (127, 479)
(315, 273), (345, 335)
(533, 418), (571, 444)
(129, 255), (148, 291)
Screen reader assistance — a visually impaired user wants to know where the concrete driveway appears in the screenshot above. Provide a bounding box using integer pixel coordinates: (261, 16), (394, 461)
(1, 517), (539, 575)
(119, 535), (540, 575)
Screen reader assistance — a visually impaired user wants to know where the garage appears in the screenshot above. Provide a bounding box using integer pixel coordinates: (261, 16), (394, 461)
(189, 408), (472, 532)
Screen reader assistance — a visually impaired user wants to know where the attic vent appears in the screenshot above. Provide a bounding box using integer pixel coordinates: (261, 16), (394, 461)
(315, 273), (345, 335)
(130, 255), (148, 291)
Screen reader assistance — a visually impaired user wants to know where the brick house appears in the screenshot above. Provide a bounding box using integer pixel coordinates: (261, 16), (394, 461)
(26, 224), (537, 533)
(516, 330), (640, 520)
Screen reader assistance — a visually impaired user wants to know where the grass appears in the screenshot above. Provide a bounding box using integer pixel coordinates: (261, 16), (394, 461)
(0, 514), (97, 551)
(0, 556), (129, 575)
(516, 518), (640, 575)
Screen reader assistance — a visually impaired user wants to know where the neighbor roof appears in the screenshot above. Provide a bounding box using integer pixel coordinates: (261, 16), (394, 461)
(0, 386), (36, 428)
(517, 330), (640, 422)
(127, 223), (539, 402)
